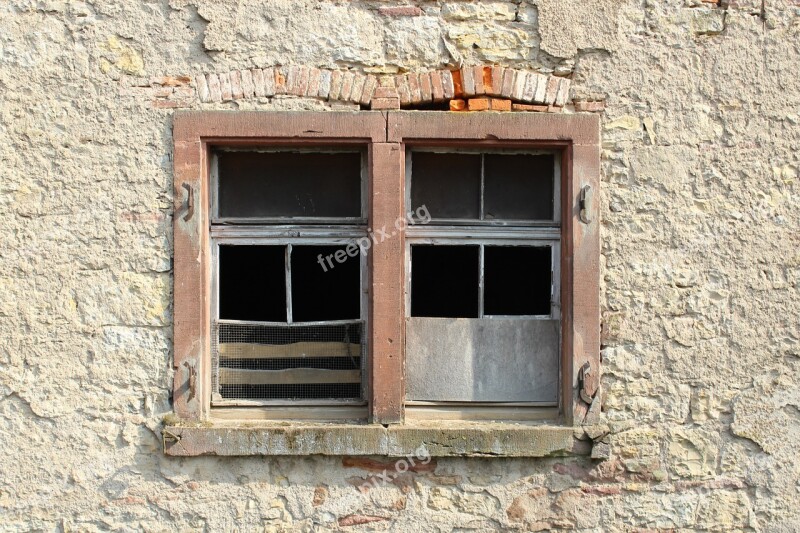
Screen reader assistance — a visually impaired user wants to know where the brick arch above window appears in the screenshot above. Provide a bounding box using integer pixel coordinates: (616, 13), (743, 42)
(134, 65), (608, 113)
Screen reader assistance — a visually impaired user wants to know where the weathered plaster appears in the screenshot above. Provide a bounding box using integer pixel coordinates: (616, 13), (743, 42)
(1, 0), (799, 530)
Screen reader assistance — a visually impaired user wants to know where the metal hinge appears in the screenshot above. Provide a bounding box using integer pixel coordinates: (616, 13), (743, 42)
(184, 360), (197, 401)
(578, 361), (597, 404)
(162, 429), (181, 452)
(579, 185), (593, 224)
(181, 182), (194, 222)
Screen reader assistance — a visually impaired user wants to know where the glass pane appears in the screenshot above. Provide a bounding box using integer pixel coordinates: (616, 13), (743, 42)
(219, 245), (286, 322)
(484, 245), (551, 315)
(217, 150), (362, 218)
(484, 154), (555, 221)
(291, 245), (360, 322)
(410, 152), (480, 219)
(411, 245), (479, 318)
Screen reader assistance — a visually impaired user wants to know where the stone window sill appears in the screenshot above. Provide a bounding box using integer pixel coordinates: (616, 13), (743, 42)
(162, 421), (585, 457)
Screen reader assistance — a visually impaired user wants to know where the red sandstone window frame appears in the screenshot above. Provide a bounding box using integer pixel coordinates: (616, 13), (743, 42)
(171, 110), (600, 427)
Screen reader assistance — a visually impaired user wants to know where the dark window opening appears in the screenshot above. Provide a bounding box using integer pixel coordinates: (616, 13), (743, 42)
(291, 245), (360, 322)
(219, 245), (286, 322)
(484, 246), (551, 315)
(216, 150), (362, 218)
(484, 154), (555, 221)
(411, 245), (479, 318)
(410, 152), (481, 219)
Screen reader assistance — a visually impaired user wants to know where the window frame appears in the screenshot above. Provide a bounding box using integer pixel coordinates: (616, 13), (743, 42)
(171, 110), (599, 431)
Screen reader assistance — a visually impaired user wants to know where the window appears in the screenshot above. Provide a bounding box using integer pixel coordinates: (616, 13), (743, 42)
(211, 148), (368, 414)
(169, 111), (600, 454)
(404, 149), (562, 419)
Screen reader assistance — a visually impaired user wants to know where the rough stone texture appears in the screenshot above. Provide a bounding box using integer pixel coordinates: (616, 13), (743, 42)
(1, 0), (799, 530)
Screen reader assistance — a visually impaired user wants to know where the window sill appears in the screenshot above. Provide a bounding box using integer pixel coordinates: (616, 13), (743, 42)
(162, 421), (584, 457)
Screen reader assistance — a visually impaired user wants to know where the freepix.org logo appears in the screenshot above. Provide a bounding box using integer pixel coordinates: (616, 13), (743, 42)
(317, 205), (431, 272)
(358, 445), (432, 491)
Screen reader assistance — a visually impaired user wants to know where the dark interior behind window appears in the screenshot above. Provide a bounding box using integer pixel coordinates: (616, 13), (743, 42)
(217, 151), (362, 219)
(484, 245), (551, 315)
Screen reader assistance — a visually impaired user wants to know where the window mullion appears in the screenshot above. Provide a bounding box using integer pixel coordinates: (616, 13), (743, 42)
(479, 154), (485, 221)
(478, 244), (485, 318)
(285, 244), (293, 324)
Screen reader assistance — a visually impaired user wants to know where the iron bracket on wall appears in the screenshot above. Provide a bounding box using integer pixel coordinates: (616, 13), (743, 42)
(578, 361), (597, 405)
(182, 182), (194, 222)
(579, 185), (593, 224)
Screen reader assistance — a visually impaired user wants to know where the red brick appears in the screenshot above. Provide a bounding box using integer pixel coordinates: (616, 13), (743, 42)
(395, 75), (411, 105)
(240, 69), (255, 98)
(511, 70), (527, 101)
(219, 72), (233, 101)
(555, 78), (571, 106)
(490, 98), (511, 111)
(500, 69), (515, 98)
(152, 99), (190, 109)
(293, 66), (310, 96)
(339, 71), (355, 102)
(151, 87), (173, 98)
(483, 66), (494, 95)
(473, 65), (485, 95)
(274, 67), (288, 95)
(468, 97), (490, 111)
(544, 75), (560, 104)
(306, 67), (321, 97)
(374, 86), (398, 99)
(377, 6), (422, 16)
(229, 70), (243, 99)
(442, 69), (456, 99)
(195, 75), (210, 102)
(206, 73), (222, 102)
(360, 74), (377, 105)
(512, 103), (548, 112)
(338, 515), (389, 527)
(461, 66), (475, 97)
(406, 73), (421, 104)
(328, 70), (343, 100)
(251, 69), (265, 98)
(449, 99), (467, 111)
(419, 71), (432, 102)
(348, 73), (366, 103)
(574, 100), (605, 112)
(533, 73), (548, 103)
(370, 97), (400, 110)
(522, 72), (537, 102)
(342, 456), (436, 473)
(151, 75), (191, 87)
(430, 71), (444, 101)
(262, 67), (276, 96)
(490, 66), (503, 96)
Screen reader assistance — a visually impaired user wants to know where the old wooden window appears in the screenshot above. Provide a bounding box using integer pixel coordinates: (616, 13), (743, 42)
(211, 148), (368, 414)
(404, 149), (562, 419)
(170, 111), (600, 444)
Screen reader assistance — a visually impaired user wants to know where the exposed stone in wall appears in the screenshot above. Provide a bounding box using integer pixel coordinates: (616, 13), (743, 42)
(1, 0), (799, 530)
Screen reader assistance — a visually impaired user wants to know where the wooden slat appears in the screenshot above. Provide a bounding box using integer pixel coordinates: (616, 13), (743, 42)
(219, 368), (361, 385)
(219, 342), (361, 359)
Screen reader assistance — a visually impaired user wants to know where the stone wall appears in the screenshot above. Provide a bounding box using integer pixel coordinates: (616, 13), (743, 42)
(1, 0), (799, 530)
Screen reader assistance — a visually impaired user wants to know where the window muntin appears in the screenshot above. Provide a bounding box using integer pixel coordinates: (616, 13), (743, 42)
(405, 147), (561, 410)
(209, 147), (368, 408)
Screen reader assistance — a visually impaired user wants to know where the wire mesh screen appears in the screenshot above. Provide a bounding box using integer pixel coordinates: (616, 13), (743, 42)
(212, 320), (364, 402)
